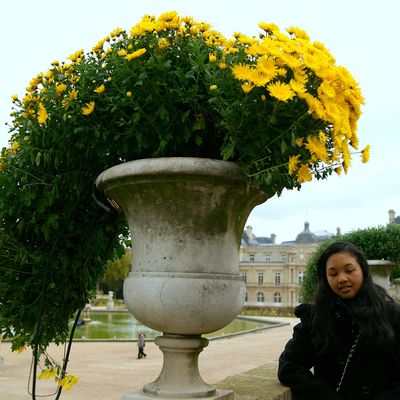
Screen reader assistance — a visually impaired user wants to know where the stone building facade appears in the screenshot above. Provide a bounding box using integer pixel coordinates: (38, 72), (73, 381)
(239, 223), (331, 308)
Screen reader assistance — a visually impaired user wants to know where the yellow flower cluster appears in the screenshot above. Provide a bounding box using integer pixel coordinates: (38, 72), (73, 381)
(224, 23), (367, 181)
(37, 367), (79, 392)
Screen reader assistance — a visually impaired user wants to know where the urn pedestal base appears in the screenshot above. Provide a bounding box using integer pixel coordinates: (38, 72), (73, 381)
(121, 334), (233, 400)
(121, 390), (233, 400)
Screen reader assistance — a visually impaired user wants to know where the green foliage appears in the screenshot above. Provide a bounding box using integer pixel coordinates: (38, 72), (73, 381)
(301, 224), (400, 301)
(301, 240), (333, 301)
(0, 135), (128, 350)
(99, 248), (131, 296)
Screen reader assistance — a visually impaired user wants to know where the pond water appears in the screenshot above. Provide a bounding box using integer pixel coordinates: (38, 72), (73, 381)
(71, 312), (271, 340)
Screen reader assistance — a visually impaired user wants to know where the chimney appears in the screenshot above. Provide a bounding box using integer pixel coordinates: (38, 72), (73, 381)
(245, 225), (254, 240)
(389, 209), (396, 224)
(271, 233), (276, 244)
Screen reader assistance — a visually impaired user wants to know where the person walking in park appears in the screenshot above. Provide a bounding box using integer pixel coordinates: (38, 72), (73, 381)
(278, 241), (400, 399)
(137, 332), (146, 359)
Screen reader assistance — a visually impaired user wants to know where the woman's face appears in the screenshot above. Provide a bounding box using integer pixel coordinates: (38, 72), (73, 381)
(326, 251), (364, 300)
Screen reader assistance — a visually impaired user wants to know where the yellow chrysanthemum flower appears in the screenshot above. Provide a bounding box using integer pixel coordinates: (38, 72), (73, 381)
(208, 53), (217, 63)
(335, 166), (343, 176)
(209, 85), (218, 91)
(125, 48), (147, 61)
(299, 93), (326, 119)
(118, 49), (127, 57)
(29, 76), (42, 90)
(267, 82), (296, 102)
(56, 84), (67, 98)
(11, 141), (20, 153)
(37, 103), (49, 124)
(92, 38), (106, 53)
(110, 27), (124, 37)
(318, 81), (336, 99)
(231, 64), (254, 82)
(342, 141), (351, 173)
(256, 56), (279, 80)
(258, 22), (279, 34)
(305, 137), (328, 163)
(350, 133), (359, 150)
(69, 75), (79, 85)
(297, 164), (312, 183)
(286, 26), (310, 41)
(288, 155), (300, 175)
(61, 99), (70, 110)
(57, 374), (79, 392)
(249, 70), (272, 86)
(126, 91), (132, 97)
(318, 131), (328, 144)
(69, 89), (78, 101)
(94, 84), (105, 94)
(15, 344), (26, 353)
(289, 79), (306, 95)
(158, 38), (169, 49)
(38, 368), (58, 380)
(68, 49), (84, 63)
(158, 10), (178, 22)
(81, 101), (95, 116)
(241, 82), (254, 94)
(361, 145), (370, 164)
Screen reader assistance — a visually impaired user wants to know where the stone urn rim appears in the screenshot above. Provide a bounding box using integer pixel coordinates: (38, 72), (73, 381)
(95, 157), (250, 187)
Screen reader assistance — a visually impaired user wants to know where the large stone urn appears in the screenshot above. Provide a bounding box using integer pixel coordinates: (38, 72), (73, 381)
(96, 158), (268, 399)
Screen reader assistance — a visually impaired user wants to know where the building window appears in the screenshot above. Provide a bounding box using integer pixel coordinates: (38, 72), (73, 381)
(249, 253), (255, 262)
(298, 271), (305, 284)
(241, 272), (247, 283)
(245, 292), (248, 302)
(281, 253), (287, 262)
(258, 272), (264, 285)
(257, 291), (264, 302)
(274, 292), (282, 303)
(275, 272), (281, 286)
(265, 253), (271, 262)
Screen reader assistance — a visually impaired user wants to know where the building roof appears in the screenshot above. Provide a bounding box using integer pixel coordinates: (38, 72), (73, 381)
(295, 221), (319, 244)
(241, 232), (273, 247)
(242, 222), (332, 247)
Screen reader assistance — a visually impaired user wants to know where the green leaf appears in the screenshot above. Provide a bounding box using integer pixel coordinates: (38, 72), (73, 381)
(280, 140), (287, 154)
(35, 152), (41, 166)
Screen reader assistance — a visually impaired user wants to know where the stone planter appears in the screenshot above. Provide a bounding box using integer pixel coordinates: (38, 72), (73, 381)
(368, 259), (397, 294)
(392, 278), (400, 301)
(96, 158), (268, 399)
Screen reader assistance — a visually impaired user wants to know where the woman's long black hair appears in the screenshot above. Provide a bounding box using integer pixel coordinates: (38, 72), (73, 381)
(311, 241), (395, 354)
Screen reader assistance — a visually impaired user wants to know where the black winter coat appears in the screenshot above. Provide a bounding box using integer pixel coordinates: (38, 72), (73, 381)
(278, 301), (400, 400)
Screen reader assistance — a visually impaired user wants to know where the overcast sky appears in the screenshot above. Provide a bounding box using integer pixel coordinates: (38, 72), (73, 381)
(2, 0), (399, 243)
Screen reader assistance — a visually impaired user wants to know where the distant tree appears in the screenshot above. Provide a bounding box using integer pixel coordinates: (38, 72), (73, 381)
(301, 224), (400, 301)
(99, 248), (131, 298)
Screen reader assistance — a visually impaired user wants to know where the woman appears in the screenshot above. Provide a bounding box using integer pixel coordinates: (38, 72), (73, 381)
(278, 241), (400, 399)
